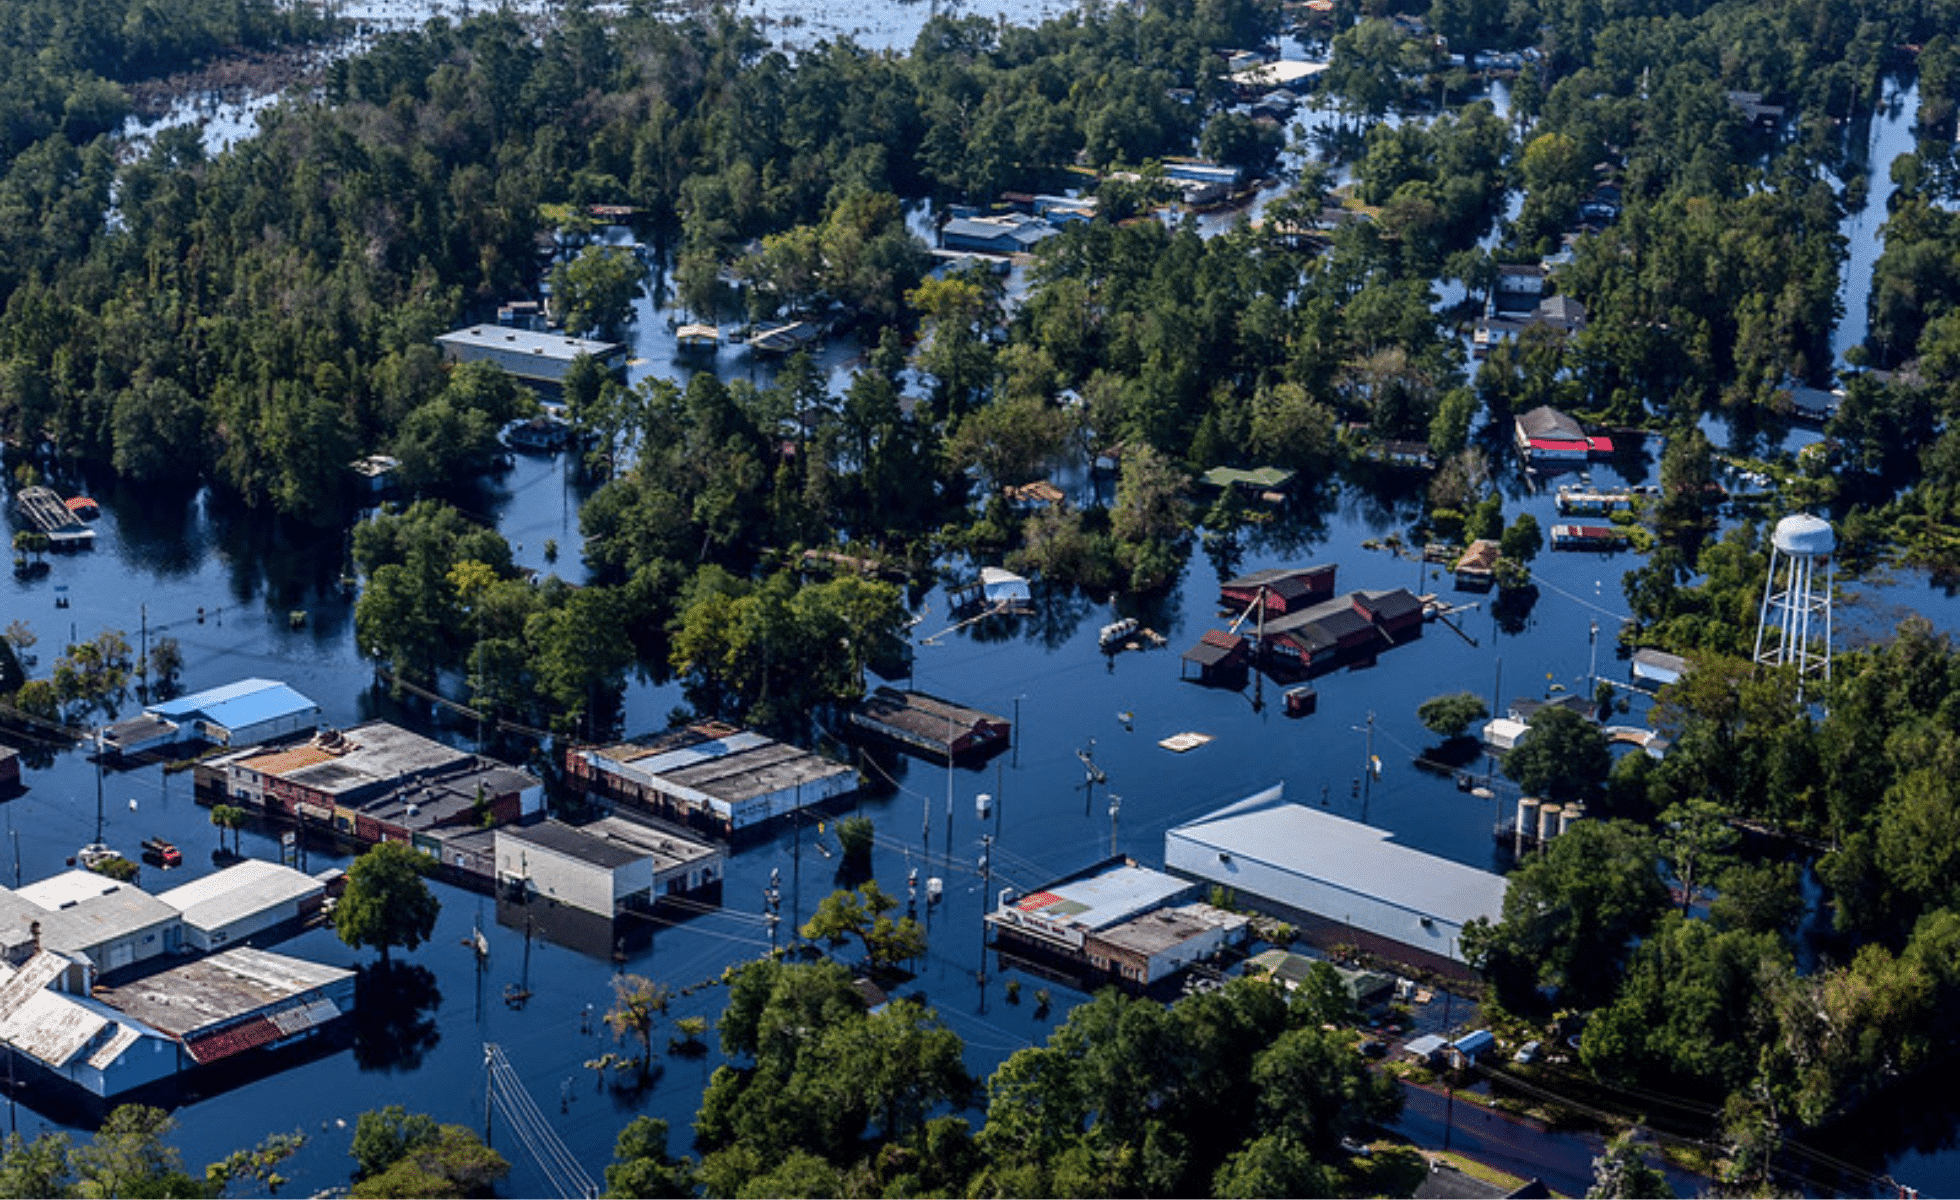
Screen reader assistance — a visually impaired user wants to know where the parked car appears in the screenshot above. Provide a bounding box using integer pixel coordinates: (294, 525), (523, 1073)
(1513, 1040), (1541, 1064)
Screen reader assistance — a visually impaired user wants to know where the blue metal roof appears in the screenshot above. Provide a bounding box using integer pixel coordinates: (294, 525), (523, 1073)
(148, 679), (319, 733)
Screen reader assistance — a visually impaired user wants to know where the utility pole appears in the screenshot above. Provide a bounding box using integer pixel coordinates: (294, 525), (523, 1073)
(1107, 794), (1121, 857)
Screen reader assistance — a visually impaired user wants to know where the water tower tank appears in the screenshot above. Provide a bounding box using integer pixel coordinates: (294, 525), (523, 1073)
(1772, 513), (1836, 558)
(1537, 803), (1560, 845)
(1516, 796), (1541, 838)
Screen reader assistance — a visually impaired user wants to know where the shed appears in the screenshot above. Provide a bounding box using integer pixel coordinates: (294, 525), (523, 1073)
(1482, 718), (1528, 751)
(981, 567), (1033, 611)
(849, 689), (1011, 762)
(496, 821), (654, 918)
(1455, 540), (1501, 588)
(1181, 630), (1250, 684)
(1403, 1033), (1449, 1064)
(156, 860), (326, 952)
(1220, 565), (1337, 616)
(1451, 1028), (1496, 1066)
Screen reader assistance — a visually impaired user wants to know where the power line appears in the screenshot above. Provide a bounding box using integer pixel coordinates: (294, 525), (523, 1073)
(484, 1042), (599, 1199)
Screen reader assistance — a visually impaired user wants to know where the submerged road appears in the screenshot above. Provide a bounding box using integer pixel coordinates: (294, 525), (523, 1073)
(1394, 1081), (1709, 1198)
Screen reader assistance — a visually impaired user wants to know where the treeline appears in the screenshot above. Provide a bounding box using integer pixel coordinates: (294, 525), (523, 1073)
(596, 956), (1399, 1199)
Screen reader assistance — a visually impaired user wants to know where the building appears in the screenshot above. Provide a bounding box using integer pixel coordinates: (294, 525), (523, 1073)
(1511, 404), (1612, 463)
(986, 857), (1244, 988)
(1493, 263), (1548, 311)
(564, 723), (857, 838)
(1450, 1028), (1496, 1067)
(88, 947), (355, 1090)
(1201, 466), (1296, 499)
(1550, 523), (1628, 550)
(1252, 587), (1424, 670)
(436, 326), (625, 386)
(348, 455), (399, 499)
(939, 214), (1057, 256)
(155, 860), (327, 952)
(1243, 949), (1394, 1008)
(0, 871), (183, 977)
(1454, 540), (1501, 589)
(584, 815), (724, 901)
(1402, 1033), (1449, 1064)
(1164, 786), (1509, 978)
(1181, 630), (1250, 685)
(0, 745), (18, 792)
(848, 690), (1011, 764)
(1631, 648), (1691, 688)
(1221, 58), (1329, 94)
(1219, 565), (1338, 617)
(197, 723), (542, 860)
(102, 679), (322, 757)
(0, 951), (180, 1098)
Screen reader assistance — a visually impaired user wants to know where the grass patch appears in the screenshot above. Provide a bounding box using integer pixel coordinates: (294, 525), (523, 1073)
(1436, 1149), (1536, 1193)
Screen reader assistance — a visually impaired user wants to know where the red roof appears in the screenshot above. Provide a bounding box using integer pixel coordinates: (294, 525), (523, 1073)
(1016, 890), (1063, 912)
(1528, 438), (1589, 453)
(1587, 436), (1615, 454)
(184, 1016), (282, 1064)
(1198, 630), (1245, 650)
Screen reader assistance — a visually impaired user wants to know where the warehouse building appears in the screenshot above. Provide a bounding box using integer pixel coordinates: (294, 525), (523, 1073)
(0, 871), (183, 978)
(563, 723), (855, 839)
(155, 860), (328, 952)
(101, 679), (321, 757)
(496, 821), (653, 918)
(1164, 786), (1508, 978)
(435, 325), (625, 386)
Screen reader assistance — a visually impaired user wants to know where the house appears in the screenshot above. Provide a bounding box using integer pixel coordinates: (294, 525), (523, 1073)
(435, 326), (625, 387)
(939, 214), (1057, 256)
(1222, 58), (1329, 94)
(0, 871), (183, 977)
(1550, 523), (1628, 550)
(1481, 718), (1529, 751)
(1508, 693), (1595, 724)
(986, 857), (1245, 988)
(1243, 949), (1394, 1007)
(1181, 630), (1250, 684)
(155, 860), (327, 952)
(195, 723), (543, 869)
(564, 722), (857, 838)
(101, 679), (322, 757)
(1726, 90), (1785, 129)
(1220, 565), (1338, 617)
(1475, 296), (1590, 359)
(348, 455), (399, 499)
(1454, 540), (1501, 589)
(980, 567), (1033, 611)
(1512, 405), (1611, 464)
(1774, 381), (1842, 423)
(1493, 263), (1548, 311)
(848, 690), (1011, 764)
(1164, 785), (1508, 978)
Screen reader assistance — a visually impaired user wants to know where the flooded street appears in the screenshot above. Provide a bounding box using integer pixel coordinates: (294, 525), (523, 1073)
(6, 9), (1957, 1195)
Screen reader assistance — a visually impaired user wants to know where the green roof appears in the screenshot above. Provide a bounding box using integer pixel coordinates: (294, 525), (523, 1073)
(1202, 466), (1296, 490)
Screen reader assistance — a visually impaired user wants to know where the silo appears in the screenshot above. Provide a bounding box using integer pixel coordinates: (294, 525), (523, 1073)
(1537, 802), (1560, 844)
(1516, 796), (1541, 841)
(1558, 804), (1584, 836)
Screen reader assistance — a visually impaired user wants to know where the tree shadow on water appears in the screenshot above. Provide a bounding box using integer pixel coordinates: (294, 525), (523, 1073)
(354, 960), (443, 1073)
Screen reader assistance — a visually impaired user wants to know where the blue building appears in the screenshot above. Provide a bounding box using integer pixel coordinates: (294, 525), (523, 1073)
(102, 678), (321, 756)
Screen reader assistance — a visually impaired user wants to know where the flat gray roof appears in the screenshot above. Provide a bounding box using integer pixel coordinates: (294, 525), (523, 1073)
(585, 815), (721, 873)
(437, 326), (622, 362)
(1009, 859), (1193, 932)
(502, 820), (645, 870)
(6, 872), (180, 949)
(1168, 792), (1507, 925)
(156, 860), (322, 932)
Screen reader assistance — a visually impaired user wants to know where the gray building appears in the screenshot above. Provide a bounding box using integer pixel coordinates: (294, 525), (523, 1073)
(565, 724), (856, 838)
(0, 871), (183, 977)
(497, 821), (654, 918)
(156, 860), (327, 952)
(1164, 786), (1508, 977)
(435, 326), (625, 386)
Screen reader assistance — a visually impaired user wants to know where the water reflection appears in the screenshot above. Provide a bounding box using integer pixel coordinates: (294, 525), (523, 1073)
(352, 960), (444, 1073)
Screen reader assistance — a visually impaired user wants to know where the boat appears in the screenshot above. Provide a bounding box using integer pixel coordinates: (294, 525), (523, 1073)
(1099, 617), (1139, 650)
(140, 837), (183, 868)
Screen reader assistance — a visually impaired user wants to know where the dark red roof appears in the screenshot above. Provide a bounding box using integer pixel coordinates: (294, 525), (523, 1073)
(184, 1016), (282, 1064)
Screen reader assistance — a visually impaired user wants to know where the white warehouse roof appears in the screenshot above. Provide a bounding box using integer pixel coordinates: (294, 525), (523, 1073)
(157, 860), (324, 934)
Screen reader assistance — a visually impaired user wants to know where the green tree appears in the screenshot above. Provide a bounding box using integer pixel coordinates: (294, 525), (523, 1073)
(348, 1124), (507, 1199)
(70, 1106), (205, 1199)
(1656, 797), (1740, 914)
(334, 842), (441, 963)
(602, 1118), (693, 1199)
(1500, 513), (1544, 564)
(605, 973), (673, 1082)
(550, 246), (644, 339)
(1504, 706), (1611, 803)
(800, 881), (926, 970)
(351, 1107), (440, 1181)
(1417, 692), (1489, 740)
(209, 804), (248, 855)
(1586, 1130), (1674, 1199)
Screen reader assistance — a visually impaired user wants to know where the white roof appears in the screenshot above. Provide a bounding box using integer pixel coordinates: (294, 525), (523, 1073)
(1225, 59), (1329, 86)
(157, 860), (324, 933)
(436, 325), (621, 360)
(1168, 789), (1508, 926)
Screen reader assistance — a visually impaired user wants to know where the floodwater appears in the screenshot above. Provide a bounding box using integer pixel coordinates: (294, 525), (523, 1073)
(11, 15), (1952, 1198)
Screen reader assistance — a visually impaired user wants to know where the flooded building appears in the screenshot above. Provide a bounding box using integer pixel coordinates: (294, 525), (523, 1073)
(101, 678), (322, 757)
(435, 325), (625, 386)
(1164, 786), (1508, 979)
(1219, 564), (1337, 617)
(986, 857), (1245, 988)
(196, 723), (542, 856)
(1251, 587), (1424, 670)
(848, 690), (1011, 764)
(0, 871), (183, 977)
(564, 723), (856, 839)
(495, 818), (722, 919)
(154, 860), (328, 952)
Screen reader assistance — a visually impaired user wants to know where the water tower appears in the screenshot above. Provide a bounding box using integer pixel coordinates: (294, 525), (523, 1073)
(1753, 513), (1835, 699)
